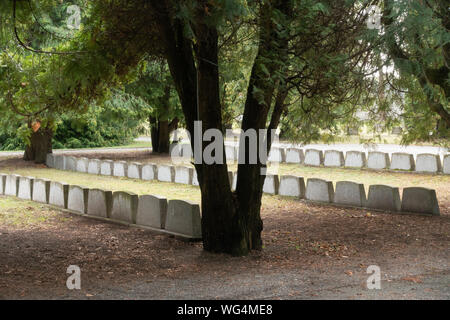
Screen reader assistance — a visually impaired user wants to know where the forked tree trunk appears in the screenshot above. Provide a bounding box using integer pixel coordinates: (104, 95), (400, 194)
(23, 127), (53, 164)
(152, 1), (289, 255)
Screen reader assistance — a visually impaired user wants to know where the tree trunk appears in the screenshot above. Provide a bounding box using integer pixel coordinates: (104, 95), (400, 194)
(23, 127), (53, 164)
(152, 0), (290, 255)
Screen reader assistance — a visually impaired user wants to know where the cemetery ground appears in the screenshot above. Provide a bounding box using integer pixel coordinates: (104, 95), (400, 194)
(0, 152), (449, 299)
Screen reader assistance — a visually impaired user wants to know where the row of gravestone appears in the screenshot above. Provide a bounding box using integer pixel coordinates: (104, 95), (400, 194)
(46, 154), (440, 216)
(0, 173), (202, 239)
(172, 144), (449, 174)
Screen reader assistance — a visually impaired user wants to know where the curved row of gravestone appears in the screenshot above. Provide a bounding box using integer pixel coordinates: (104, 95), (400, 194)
(45, 154), (440, 215)
(257, 175), (440, 215)
(0, 173), (202, 240)
(175, 143), (449, 174)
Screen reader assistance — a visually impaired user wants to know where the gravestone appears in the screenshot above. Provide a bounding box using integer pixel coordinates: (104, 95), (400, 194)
(100, 160), (114, 176)
(142, 163), (157, 181)
(278, 175), (306, 198)
(304, 149), (323, 166)
(32, 179), (51, 204)
(113, 161), (128, 177)
(366, 185), (401, 212)
(268, 148), (285, 163)
(0, 174), (6, 195)
(87, 159), (101, 175)
(305, 178), (334, 203)
(285, 148), (304, 164)
(367, 152), (390, 170)
(87, 189), (112, 218)
(76, 158), (89, 173)
(68, 185), (89, 214)
(334, 181), (366, 207)
(5, 174), (20, 197)
(54, 155), (66, 170)
(401, 187), (440, 215)
(415, 154), (442, 173)
(157, 165), (175, 182)
(324, 150), (345, 167)
(444, 155), (450, 175)
(46, 154), (54, 168)
(18, 176), (34, 200)
(49, 181), (69, 208)
(136, 195), (168, 229)
(111, 191), (139, 224)
(165, 200), (202, 238)
(65, 156), (77, 171)
(127, 162), (143, 179)
(263, 174), (279, 195)
(345, 151), (366, 168)
(174, 166), (194, 185)
(390, 153), (415, 171)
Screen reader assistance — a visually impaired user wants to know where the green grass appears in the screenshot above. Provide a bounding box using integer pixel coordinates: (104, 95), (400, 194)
(0, 196), (72, 226)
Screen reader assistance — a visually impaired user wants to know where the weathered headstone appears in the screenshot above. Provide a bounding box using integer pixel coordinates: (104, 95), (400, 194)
(278, 175), (306, 198)
(0, 173), (7, 195)
(345, 151), (367, 168)
(415, 154), (442, 173)
(32, 179), (51, 204)
(100, 160), (114, 176)
(334, 181), (366, 207)
(367, 152), (390, 170)
(65, 156), (77, 171)
(127, 162), (142, 179)
(46, 154), (54, 168)
(324, 150), (345, 167)
(268, 147), (285, 163)
(305, 178), (334, 203)
(49, 181), (69, 208)
(113, 161), (128, 177)
(87, 159), (101, 175)
(366, 185), (401, 212)
(54, 155), (66, 170)
(111, 191), (139, 224)
(304, 149), (323, 166)
(444, 155), (450, 175)
(157, 165), (175, 182)
(285, 148), (304, 164)
(87, 189), (112, 218)
(67, 185), (89, 214)
(174, 166), (194, 185)
(401, 187), (440, 215)
(76, 158), (89, 173)
(136, 195), (168, 229)
(18, 176), (34, 200)
(165, 200), (202, 238)
(263, 174), (279, 195)
(142, 163), (157, 181)
(390, 153), (415, 171)
(5, 174), (20, 197)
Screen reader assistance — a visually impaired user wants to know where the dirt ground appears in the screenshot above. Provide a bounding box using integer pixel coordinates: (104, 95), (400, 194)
(0, 155), (449, 299)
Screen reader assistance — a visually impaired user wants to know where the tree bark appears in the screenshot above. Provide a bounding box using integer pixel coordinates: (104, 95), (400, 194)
(152, 0), (290, 255)
(23, 127), (53, 164)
